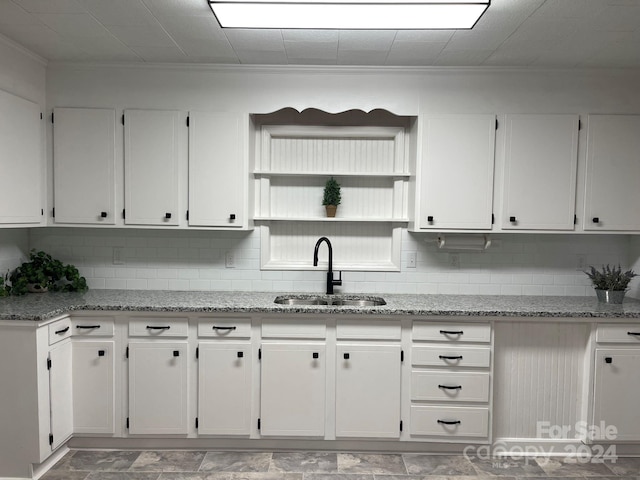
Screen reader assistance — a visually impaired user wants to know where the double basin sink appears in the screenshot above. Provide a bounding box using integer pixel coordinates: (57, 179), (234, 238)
(274, 295), (386, 307)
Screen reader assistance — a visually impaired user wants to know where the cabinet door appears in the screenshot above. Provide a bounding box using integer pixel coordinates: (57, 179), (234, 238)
(418, 115), (496, 229)
(584, 115), (640, 231)
(53, 107), (116, 224)
(188, 111), (246, 228)
(49, 340), (73, 449)
(198, 342), (252, 435)
(124, 109), (180, 226)
(128, 342), (188, 435)
(72, 341), (115, 434)
(336, 344), (401, 438)
(592, 349), (640, 441)
(501, 114), (578, 230)
(0, 90), (42, 224)
(260, 342), (326, 436)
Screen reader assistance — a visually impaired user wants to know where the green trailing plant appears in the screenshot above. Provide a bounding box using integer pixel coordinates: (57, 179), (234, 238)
(322, 177), (342, 206)
(584, 264), (637, 291)
(7, 250), (88, 296)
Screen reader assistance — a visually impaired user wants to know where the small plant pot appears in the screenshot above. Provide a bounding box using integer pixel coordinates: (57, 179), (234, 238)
(27, 283), (48, 293)
(595, 289), (625, 304)
(325, 205), (337, 218)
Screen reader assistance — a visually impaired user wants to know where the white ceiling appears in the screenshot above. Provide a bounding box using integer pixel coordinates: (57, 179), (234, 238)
(0, 0), (639, 68)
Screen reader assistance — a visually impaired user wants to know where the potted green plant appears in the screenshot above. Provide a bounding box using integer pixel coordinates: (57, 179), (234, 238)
(7, 250), (88, 296)
(584, 264), (637, 304)
(322, 177), (342, 218)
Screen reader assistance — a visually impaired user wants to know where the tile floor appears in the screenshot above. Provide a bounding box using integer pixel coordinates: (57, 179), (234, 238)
(41, 451), (640, 480)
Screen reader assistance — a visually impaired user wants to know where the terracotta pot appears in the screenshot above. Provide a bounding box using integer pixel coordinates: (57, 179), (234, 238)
(325, 205), (337, 217)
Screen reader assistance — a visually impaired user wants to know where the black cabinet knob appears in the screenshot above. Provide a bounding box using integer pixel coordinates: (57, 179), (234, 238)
(98, 350), (106, 357)
(509, 216), (517, 222)
(427, 216), (434, 222)
(229, 214), (236, 220)
(173, 350), (180, 357)
(100, 211), (107, 218)
(312, 352), (319, 359)
(165, 213), (172, 219)
(237, 351), (244, 358)
(592, 217), (600, 223)
(605, 357), (612, 364)
(344, 353), (350, 360)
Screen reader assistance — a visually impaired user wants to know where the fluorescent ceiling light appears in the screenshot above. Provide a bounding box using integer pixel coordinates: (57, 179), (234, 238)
(209, 0), (490, 29)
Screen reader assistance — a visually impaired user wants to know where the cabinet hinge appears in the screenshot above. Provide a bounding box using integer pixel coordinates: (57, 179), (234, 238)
(122, 114), (125, 126)
(574, 214), (577, 225)
(400, 420), (403, 432)
(495, 118), (498, 130)
(196, 347), (199, 359)
(49, 433), (54, 445)
(491, 213), (495, 225)
(47, 357), (52, 370)
(40, 112), (43, 120)
(186, 116), (190, 127)
(51, 112), (54, 124)
(126, 417), (129, 429)
(122, 209), (126, 219)
(186, 210), (189, 221)
(195, 417), (199, 429)
(41, 208), (44, 216)
(578, 119), (582, 131)
(257, 418), (261, 430)
(52, 207), (55, 218)
(126, 346), (129, 359)
(258, 348), (261, 360)
(401, 350), (404, 362)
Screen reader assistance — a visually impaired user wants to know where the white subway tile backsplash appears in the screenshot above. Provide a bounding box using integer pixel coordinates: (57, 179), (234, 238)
(15, 228), (634, 297)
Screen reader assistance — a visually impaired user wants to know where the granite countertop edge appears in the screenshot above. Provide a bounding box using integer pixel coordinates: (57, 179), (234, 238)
(2, 290), (640, 322)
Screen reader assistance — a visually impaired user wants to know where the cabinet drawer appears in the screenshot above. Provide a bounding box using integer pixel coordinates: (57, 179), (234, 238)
(262, 319), (326, 339)
(411, 371), (490, 402)
(129, 318), (189, 337)
(410, 405), (489, 438)
(412, 346), (490, 368)
(198, 318), (251, 338)
(413, 322), (491, 343)
(596, 324), (640, 344)
(72, 317), (115, 337)
(49, 317), (72, 345)
(336, 320), (401, 340)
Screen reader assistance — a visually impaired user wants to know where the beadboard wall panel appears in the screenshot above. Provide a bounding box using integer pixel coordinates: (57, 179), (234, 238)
(493, 322), (590, 439)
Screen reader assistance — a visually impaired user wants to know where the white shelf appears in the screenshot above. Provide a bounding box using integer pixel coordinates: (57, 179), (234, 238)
(255, 216), (408, 223)
(254, 170), (410, 178)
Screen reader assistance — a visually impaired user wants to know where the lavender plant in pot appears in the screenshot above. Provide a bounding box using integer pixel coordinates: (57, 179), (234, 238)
(585, 264), (637, 304)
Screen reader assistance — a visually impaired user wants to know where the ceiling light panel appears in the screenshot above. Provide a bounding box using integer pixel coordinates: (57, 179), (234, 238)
(209, 0), (490, 30)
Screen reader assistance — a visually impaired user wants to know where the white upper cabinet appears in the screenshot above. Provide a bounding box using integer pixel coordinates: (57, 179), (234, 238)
(188, 111), (249, 229)
(0, 89), (42, 224)
(124, 109), (180, 226)
(53, 108), (116, 224)
(501, 114), (579, 230)
(415, 115), (496, 230)
(584, 115), (640, 231)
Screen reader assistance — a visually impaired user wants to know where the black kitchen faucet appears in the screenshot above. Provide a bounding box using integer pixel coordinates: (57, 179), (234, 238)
(313, 236), (342, 295)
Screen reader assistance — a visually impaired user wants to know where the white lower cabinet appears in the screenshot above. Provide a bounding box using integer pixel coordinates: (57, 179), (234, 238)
(48, 339), (74, 450)
(259, 342), (326, 437)
(198, 342), (252, 435)
(335, 344), (402, 438)
(128, 341), (189, 434)
(72, 341), (115, 434)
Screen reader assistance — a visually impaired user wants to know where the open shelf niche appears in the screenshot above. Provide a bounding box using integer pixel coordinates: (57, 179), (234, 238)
(253, 109), (413, 271)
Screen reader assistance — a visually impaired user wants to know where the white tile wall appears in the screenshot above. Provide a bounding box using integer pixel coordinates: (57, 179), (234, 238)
(27, 227), (636, 297)
(0, 229), (29, 276)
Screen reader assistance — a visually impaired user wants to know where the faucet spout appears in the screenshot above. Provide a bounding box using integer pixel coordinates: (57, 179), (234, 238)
(313, 237), (342, 295)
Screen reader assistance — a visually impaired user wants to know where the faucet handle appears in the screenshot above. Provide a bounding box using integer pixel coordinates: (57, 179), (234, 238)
(333, 270), (343, 286)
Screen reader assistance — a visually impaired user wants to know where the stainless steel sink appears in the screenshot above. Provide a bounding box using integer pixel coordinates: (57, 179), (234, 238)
(274, 295), (386, 307)
(330, 298), (386, 307)
(274, 296), (328, 305)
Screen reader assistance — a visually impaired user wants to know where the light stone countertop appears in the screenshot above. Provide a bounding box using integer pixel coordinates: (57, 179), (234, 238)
(1, 290), (640, 321)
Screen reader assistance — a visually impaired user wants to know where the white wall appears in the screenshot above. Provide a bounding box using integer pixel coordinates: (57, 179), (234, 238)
(629, 236), (640, 299)
(30, 64), (640, 295)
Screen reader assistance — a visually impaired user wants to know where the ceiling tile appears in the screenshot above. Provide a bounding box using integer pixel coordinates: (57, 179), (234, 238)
(284, 41), (337, 62)
(282, 30), (338, 43)
(337, 49), (390, 65)
(160, 15), (227, 42)
(585, 5), (640, 31)
(338, 30), (396, 51)
(385, 42), (447, 66)
(532, 0), (609, 19)
(35, 13), (112, 37)
(11, 0), (85, 14)
(0, 1), (43, 24)
(0, 22), (86, 59)
(130, 45), (187, 62)
(77, 0), (160, 27)
(235, 49), (288, 64)
(141, 0), (212, 17)
(224, 29), (284, 51)
(393, 30), (454, 43)
(434, 49), (494, 66)
(106, 24), (177, 47)
(447, 30), (513, 51)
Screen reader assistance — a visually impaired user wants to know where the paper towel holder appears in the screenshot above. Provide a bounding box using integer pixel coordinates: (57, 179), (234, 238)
(434, 234), (491, 251)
